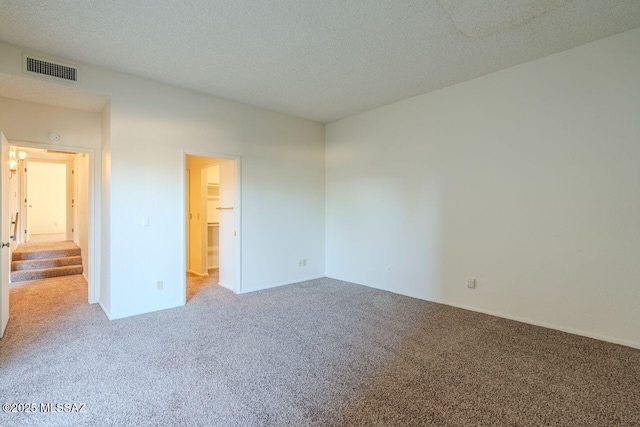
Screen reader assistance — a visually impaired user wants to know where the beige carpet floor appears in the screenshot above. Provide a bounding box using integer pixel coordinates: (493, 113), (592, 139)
(0, 273), (639, 426)
(186, 269), (219, 302)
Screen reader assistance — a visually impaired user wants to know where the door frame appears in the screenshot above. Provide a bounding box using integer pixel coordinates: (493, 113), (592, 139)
(1, 132), (10, 337)
(9, 139), (98, 304)
(181, 149), (242, 303)
(70, 155), (78, 243)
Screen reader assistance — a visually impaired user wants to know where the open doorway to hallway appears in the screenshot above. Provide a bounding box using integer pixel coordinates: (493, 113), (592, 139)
(185, 154), (239, 301)
(25, 161), (66, 242)
(8, 146), (89, 285)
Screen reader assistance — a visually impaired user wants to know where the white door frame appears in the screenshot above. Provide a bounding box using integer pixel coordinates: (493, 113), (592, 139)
(1, 132), (10, 337)
(70, 155), (78, 243)
(181, 149), (242, 303)
(9, 139), (98, 304)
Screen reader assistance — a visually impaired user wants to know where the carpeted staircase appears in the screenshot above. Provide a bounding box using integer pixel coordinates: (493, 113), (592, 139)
(11, 241), (83, 283)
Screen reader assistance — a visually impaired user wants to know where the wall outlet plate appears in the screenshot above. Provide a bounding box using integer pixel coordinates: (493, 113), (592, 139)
(157, 280), (163, 290)
(466, 279), (475, 289)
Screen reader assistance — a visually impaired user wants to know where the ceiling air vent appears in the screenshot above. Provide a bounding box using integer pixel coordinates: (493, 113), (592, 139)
(23, 54), (79, 83)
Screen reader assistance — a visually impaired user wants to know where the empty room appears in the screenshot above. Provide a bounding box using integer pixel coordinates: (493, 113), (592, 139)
(0, 1), (639, 426)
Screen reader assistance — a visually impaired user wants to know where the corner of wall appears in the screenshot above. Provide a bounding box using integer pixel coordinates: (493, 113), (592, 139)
(99, 101), (111, 314)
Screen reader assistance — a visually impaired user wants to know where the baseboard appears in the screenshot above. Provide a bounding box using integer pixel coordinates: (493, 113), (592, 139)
(82, 272), (94, 303)
(98, 301), (111, 320)
(109, 301), (185, 320)
(218, 281), (233, 291)
(442, 300), (640, 350)
(239, 275), (325, 294)
(187, 270), (208, 277)
(326, 275), (640, 350)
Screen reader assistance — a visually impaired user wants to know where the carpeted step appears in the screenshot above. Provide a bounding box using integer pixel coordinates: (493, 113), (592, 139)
(10, 241), (84, 283)
(11, 255), (83, 271)
(10, 265), (84, 283)
(12, 246), (81, 261)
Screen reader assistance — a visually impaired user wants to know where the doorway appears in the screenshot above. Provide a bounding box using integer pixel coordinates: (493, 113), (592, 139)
(184, 153), (241, 302)
(1, 134), (96, 338)
(25, 161), (67, 242)
(11, 146), (88, 247)
(7, 146), (89, 284)
(0, 135), (97, 339)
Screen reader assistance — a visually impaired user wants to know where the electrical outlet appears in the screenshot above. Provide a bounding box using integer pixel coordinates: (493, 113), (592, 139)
(299, 259), (307, 267)
(157, 280), (163, 290)
(466, 279), (476, 289)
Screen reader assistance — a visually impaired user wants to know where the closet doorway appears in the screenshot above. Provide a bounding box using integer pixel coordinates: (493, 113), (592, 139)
(184, 153), (240, 301)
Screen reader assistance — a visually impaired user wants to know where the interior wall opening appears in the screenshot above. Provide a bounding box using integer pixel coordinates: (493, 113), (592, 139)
(184, 154), (239, 301)
(8, 145), (90, 289)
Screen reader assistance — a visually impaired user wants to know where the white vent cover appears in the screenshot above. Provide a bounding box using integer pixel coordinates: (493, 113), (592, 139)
(23, 54), (79, 83)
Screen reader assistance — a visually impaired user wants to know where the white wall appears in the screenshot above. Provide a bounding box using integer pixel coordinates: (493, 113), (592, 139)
(0, 97), (102, 148)
(107, 84), (324, 318)
(326, 28), (640, 348)
(0, 40), (325, 320)
(100, 102), (111, 314)
(77, 153), (90, 278)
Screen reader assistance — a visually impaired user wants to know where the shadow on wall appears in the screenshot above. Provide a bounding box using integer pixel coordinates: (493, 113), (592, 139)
(327, 169), (445, 302)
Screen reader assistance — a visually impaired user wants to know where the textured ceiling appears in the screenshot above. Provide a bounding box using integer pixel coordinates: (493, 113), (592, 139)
(0, 0), (638, 122)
